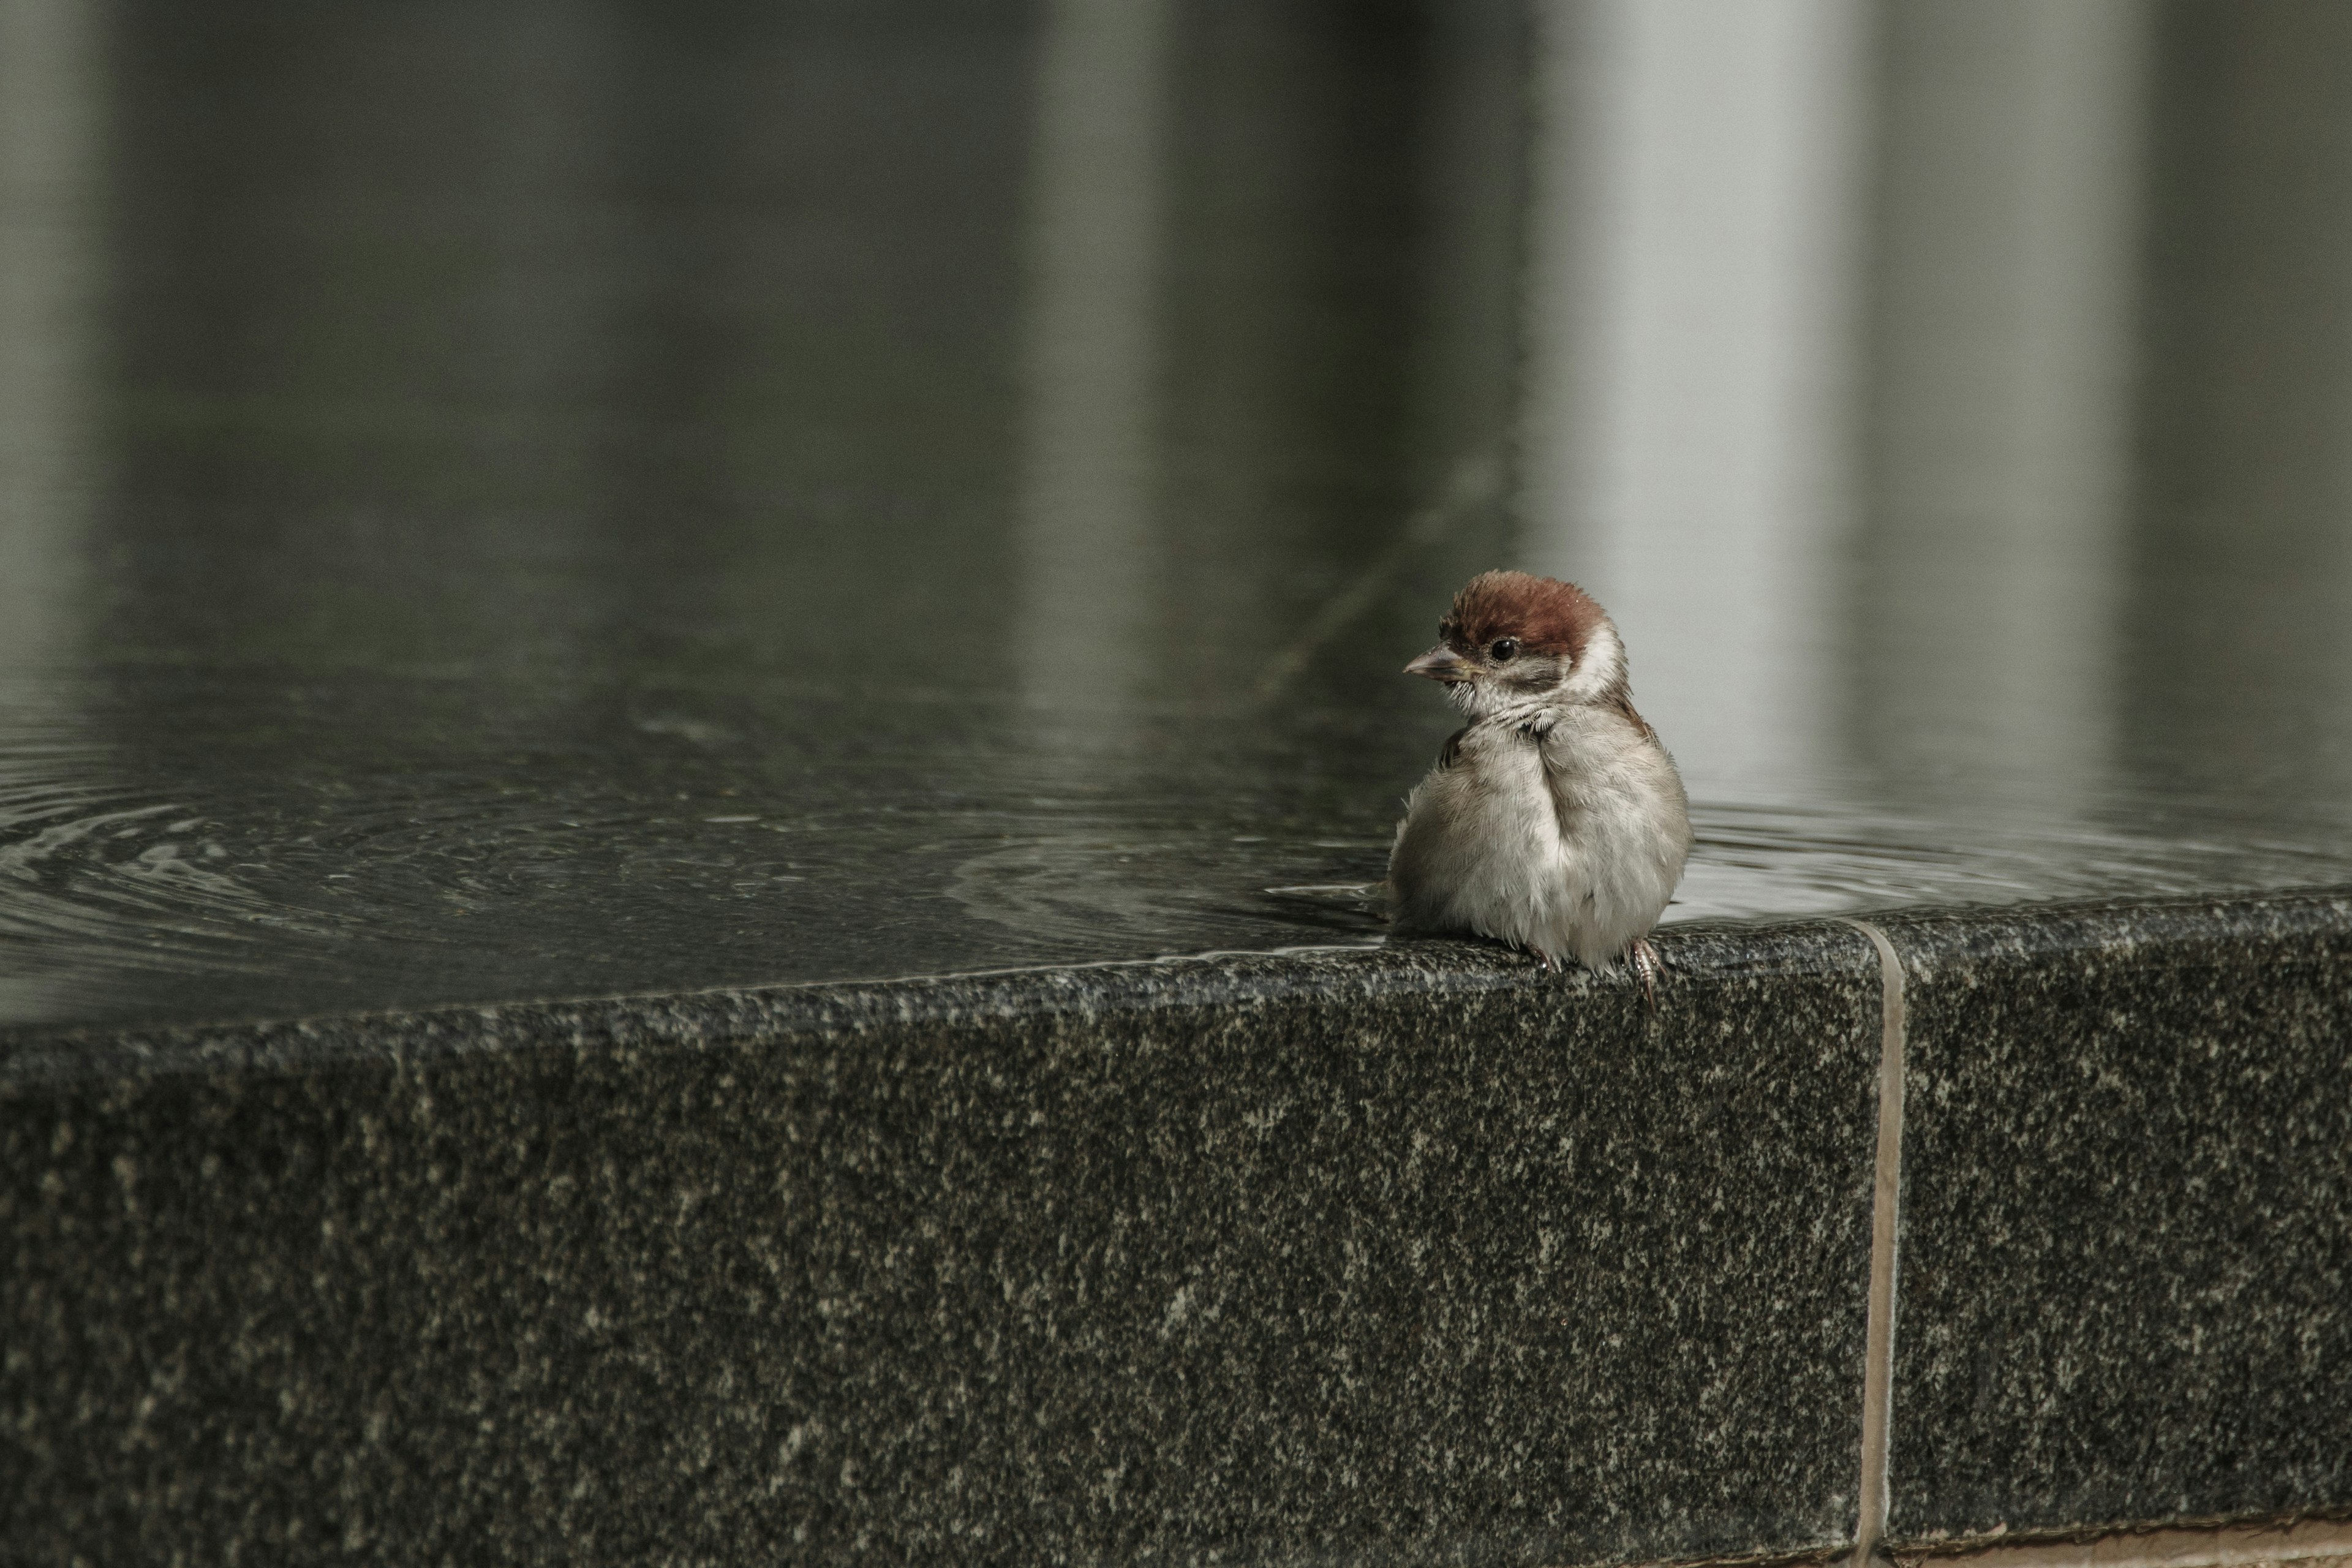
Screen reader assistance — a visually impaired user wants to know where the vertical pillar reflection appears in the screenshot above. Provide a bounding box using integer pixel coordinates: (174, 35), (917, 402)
(0, 0), (105, 1021)
(1520, 0), (1869, 797)
(1398, 0), (1528, 594)
(0, 0), (102, 680)
(1853, 0), (2151, 807)
(100, 2), (630, 676)
(1016, 0), (1174, 730)
(2124, 0), (2352, 807)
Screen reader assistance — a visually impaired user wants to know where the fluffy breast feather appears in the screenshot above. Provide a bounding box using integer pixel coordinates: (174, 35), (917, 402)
(1388, 704), (1691, 970)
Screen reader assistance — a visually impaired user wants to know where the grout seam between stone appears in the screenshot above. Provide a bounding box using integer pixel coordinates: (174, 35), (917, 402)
(1840, 918), (1907, 1568)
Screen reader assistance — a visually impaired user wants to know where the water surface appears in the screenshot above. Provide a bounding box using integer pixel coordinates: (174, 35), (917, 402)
(4, 0), (2350, 1031)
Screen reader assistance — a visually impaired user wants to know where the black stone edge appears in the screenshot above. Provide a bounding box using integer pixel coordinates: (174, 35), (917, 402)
(1885, 1503), (2352, 1564)
(7, 883), (2346, 1088)
(1860, 883), (2352, 971)
(1867, 882), (2352, 1556)
(0, 916), (1880, 1086)
(11, 889), (2342, 1556)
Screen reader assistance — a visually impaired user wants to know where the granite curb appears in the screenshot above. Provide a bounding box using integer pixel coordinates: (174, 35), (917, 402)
(6, 889), (2352, 1562)
(3, 918), (1882, 1565)
(1871, 889), (2352, 1548)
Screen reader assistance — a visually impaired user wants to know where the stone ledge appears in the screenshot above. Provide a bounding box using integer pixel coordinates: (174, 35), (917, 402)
(2, 920), (1881, 1566)
(1876, 890), (2352, 1544)
(5, 891), (2351, 1563)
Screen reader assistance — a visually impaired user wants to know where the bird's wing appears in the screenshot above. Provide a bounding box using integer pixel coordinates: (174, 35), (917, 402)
(1610, 687), (1661, 745)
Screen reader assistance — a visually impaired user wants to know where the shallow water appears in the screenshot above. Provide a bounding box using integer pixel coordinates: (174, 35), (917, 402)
(2, 652), (2345, 1030)
(4, 0), (2351, 1031)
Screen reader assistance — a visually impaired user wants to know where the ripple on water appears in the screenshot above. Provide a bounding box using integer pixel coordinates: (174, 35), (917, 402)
(6, 701), (2351, 1031)
(1675, 797), (2352, 921)
(0, 785), (299, 965)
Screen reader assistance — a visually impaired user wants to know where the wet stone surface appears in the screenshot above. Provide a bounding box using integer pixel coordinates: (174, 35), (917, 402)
(1880, 890), (2352, 1542)
(1, 922), (1881, 1566)
(16, 661), (2352, 1038)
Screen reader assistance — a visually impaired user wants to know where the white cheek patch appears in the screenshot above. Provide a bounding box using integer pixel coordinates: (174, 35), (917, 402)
(1557, 620), (1626, 704)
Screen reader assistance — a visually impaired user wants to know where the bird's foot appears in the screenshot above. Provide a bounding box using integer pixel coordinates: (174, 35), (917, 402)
(1629, 938), (1663, 1011)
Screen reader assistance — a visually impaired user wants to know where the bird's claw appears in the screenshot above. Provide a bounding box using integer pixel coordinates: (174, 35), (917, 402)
(1629, 937), (1662, 1011)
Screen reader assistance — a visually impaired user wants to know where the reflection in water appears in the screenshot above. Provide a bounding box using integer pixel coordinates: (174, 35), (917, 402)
(1017, 0), (1173, 731)
(600, 7), (1031, 695)
(0, 0), (107, 1018)
(0, 0), (102, 680)
(1521, 0), (1869, 799)
(1854, 0), (2150, 809)
(2125, 0), (2352, 808)
(2, 0), (2351, 1034)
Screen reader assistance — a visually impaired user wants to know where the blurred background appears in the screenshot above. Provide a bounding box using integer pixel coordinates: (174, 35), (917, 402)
(4, 0), (2352, 1027)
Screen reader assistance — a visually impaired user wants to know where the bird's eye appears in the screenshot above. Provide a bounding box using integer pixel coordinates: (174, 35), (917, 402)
(1490, 638), (1518, 662)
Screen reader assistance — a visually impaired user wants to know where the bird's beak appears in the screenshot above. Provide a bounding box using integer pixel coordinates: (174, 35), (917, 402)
(1404, 645), (1475, 683)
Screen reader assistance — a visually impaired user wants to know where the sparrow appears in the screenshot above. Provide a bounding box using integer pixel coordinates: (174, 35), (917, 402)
(1386, 570), (1692, 1000)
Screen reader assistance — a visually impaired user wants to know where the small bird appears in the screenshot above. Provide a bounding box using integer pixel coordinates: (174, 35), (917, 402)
(1387, 570), (1692, 1000)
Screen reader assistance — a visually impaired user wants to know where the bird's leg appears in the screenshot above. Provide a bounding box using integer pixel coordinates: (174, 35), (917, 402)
(1629, 937), (1662, 1010)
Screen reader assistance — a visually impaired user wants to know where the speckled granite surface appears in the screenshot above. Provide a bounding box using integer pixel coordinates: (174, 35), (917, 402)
(1, 922), (1880, 1567)
(15, 889), (2352, 1564)
(1877, 890), (2352, 1544)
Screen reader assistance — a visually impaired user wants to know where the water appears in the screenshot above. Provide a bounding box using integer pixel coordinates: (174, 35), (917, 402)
(4, 0), (2351, 1033)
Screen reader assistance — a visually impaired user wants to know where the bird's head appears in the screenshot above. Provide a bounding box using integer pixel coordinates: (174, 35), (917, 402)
(1404, 570), (1626, 720)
